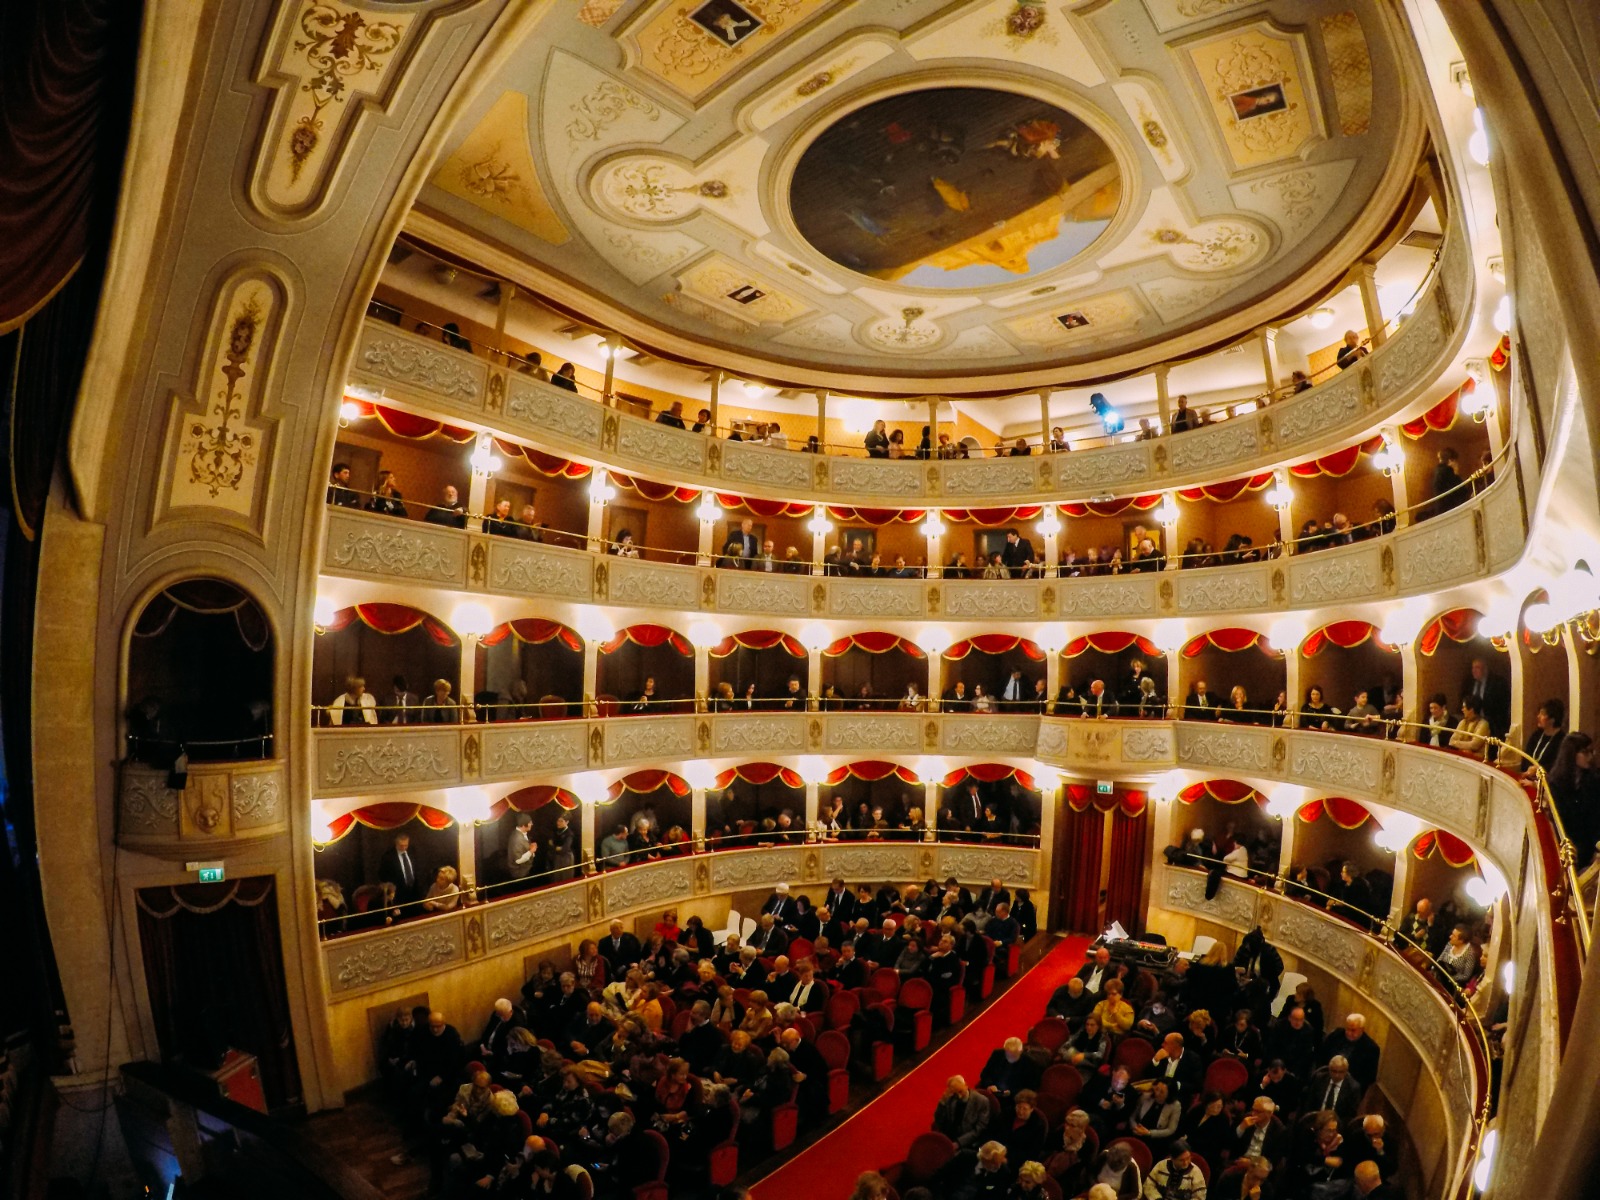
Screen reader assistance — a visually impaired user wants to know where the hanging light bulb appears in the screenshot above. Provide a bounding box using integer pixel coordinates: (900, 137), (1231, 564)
(1153, 498), (1179, 526)
(1371, 437), (1404, 477)
(588, 474), (616, 503)
(470, 445), (504, 476)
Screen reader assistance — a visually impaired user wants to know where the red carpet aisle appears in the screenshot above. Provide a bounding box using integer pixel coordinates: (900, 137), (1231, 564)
(751, 936), (1090, 1200)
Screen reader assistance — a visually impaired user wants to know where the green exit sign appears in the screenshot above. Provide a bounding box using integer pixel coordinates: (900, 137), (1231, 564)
(197, 866), (225, 883)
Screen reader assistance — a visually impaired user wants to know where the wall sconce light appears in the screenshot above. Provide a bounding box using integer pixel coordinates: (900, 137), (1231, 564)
(1468, 108), (1490, 167)
(1149, 620), (1183, 655)
(313, 595), (338, 633)
(920, 627), (952, 656)
(796, 756), (829, 786)
(682, 761), (718, 791)
(450, 786), (495, 826)
(588, 475), (616, 504)
(1153, 498), (1179, 526)
(697, 497), (724, 523)
(572, 773), (611, 807)
(451, 601), (494, 641)
(338, 400), (364, 427)
(807, 512), (834, 536)
(470, 446), (504, 476)
(1372, 812), (1422, 853)
(1035, 508), (1062, 536)
(922, 512), (946, 539)
(1492, 294), (1512, 335)
(798, 623), (830, 654)
(575, 611), (615, 644)
(1147, 770), (1183, 805)
(1371, 438), (1404, 477)
(688, 620), (721, 650)
(1264, 483), (1293, 510)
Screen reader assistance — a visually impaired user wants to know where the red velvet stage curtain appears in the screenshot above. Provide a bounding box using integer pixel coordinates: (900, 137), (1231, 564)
(1056, 806), (1105, 934)
(1413, 830), (1476, 866)
(944, 635), (1044, 660)
(1295, 797), (1372, 828)
(1064, 632), (1160, 658)
(823, 761), (919, 785)
(135, 878), (302, 1110)
(1400, 382), (1467, 439)
(1104, 807), (1151, 934)
(489, 786), (579, 820)
(710, 630), (806, 658)
(480, 618), (583, 652)
(493, 438), (592, 479)
(1178, 780), (1269, 806)
(1287, 436), (1384, 478)
(323, 603), (458, 647)
(324, 802), (454, 843)
(347, 399), (474, 442)
(1418, 609), (1480, 656)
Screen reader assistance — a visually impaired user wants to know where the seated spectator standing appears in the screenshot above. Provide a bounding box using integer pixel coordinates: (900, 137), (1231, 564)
(327, 461), (361, 507)
(1335, 329), (1368, 370)
(424, 484), (467, 528)
(655, 400), (687, 428)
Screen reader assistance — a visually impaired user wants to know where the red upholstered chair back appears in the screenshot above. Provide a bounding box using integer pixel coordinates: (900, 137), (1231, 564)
(980, 935), (996, 963)
(638, 1127), (670, 1182)
(1039, 1063), (1082, 1105)
(1192, 1153), (1211, 1184)
(904, 1131), (958, 1183)
(788, 938), (815, 961)
(595, 695), (618, 718)
(1041, 1177), (1063, 1200)
(656, 996), (677, 1026)
(816, 1030), (850, 1070)
(872, 966), (902, 1001)
(1108, 1136), (1152, 1177)
(1029, 1017), (1069, 1054)
(826, 990), (860, 1030)
(1201, 1055), (1249, 1097)
(465, 1060), (486, 1076)
(670, 1009), (694, 1039)
(1111, 1036), (1155, 1076)
(1034, 1091), (1068, 1129)
(897, 977), (933, 1010)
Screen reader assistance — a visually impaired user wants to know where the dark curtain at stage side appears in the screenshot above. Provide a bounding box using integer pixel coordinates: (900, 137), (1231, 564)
(0, 0), (140, 1059)
(1104, 808), (1153, 935)
(1055, 807), (1104, 934)
(136, 879), (303, 1110)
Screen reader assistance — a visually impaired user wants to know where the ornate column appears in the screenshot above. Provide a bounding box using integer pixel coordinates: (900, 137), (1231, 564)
(601, 333), (620, 402)
(1356, 261), (1387, 347)
(808, 645), (824, 706)
(1165, 646), (1182, 717)
(804, 781), (820, 834)
(1386, 841), (1413, 929)
(1381, 425), (1410, 528)
(928, 397), (940, 452)
(927, 650), (942, 707)
(1271, 470), (1296, 552)
(1046, 650), (1061, 706)
(691, 786), (707, 844)
(580, 797), (597, 868)
(1398, 635), (1421, 733)
(582, 638), (601, 715)
(1259, 327), (1280, 400)
(586, 475), (609, 554)
(924, 513), (944, 579)
(1039, 389), (1052, 448)
(816, 389), (828, 450)
(1036, 778), (1059, 930)
(1158, 494), (1179, 571)
(694, 643), (710, 710)
(1282, 637), (1302, 725)
(707, 370), (722, 432)
(1154, 363), (1172, 431)
(467, 431), (494, 530)
(923, 779), (940, 840)
(459, 636), (480, 717)
(1275, 801), (1297, 884)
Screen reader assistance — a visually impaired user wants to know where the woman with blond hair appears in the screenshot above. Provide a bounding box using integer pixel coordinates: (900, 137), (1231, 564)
(848, 1170), (891, 1200)
(1091, 977), (1134, 1035)
(421, 866), (460, 912)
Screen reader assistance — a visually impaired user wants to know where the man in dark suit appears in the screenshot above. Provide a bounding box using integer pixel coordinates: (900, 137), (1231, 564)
(999, 669), (1030, 710)
(978, 1037), (1042, 1099)
(477, 998), (523, 1067)
(679, 1001), (724, 1075)
(787, 961), (827, 1013)
(974, 879), (1011, 916)
(1231, 1096), (1290, 1162)
(385, 674), (420, 724)
(1000, 530), (1036, 576)
(763, 956), (796, 1005)
(599, 919), (642, 975)
(823, 879), (856, 922)
(1318, 1014), (1381, 1088)
(828, 942), (868, 989)
(942, 681), (970, 712)
(1076, 946), (1115, 997)
(1303, 1056), (1364, 1122)
(1461, 657), (1511, 736)
(1347, 1114), (1398, 1181)
(1257, 1059), (1302, 1116)
(955, 782), (986, 830)
(1148, 1032), (1203, 1098)
(848, 919), (883, 965)
(761, 883), (795, 923)
(505, 814), (537, 892)
(747, 914), (788, 957)
(729, 517), (759, 567)
(1265, 1007), (1318, 1082)
(378, 834), (422, 908)
(1082, 679), (1119, 719)
(1045, 977), (1096, 1027)
(1182, 679), (1220, 720)
(1352, 1160), (1398, 1200)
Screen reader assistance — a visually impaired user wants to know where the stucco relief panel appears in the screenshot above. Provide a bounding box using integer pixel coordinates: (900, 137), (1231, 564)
(827, 459), (924, 497)
(712, 850), (803, 891)
(481, 725), (589, 777)
(489, 544), (593, 601)
(820, 845), (919, 882)
(1054, 445), (1151, 491)
(1056, 578), (1154, 617)
(1287, 544), (1383, 605)
(1122, 727), (1176, 763)
(941, 716), (1039, 754)
(1165, 420), (1259, 474)
(1374, 296), (1445, 397)
(604, 717), (696, 765)
(824, 715), (922, 754)
(326, 921), (463, 995)
(607, 559), (701, 609)
(316, 731), (460, 792)
(1163, 869), (1259, 929)
(486, 886), (588, 950)
(940, 460), (1039, 497)
(1176, 568), (1270, 614)
(827, 580), (923, 618)
(356, 325), (486, 410)
(504, 378), (603, 444)
(1287, 736), (1381, 793)
(1273, 371), (1360, 448)
(325, 510), (466, 585)
(1175, 725), (1271, 772)
(937, 847), (1037, 886)
(718, 573), (809, 615)
(719, 442), (814, 490)
(1395, 509), (1481, 591)
(1482, 482), (1524, 570)
(942, 582), (1040, 619)
(605, 860), (695, 914)
(1391, 751), (1478, 830)
(711, 715), (807, 755)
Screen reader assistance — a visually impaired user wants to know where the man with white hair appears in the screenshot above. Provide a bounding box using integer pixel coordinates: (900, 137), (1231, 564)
(1319, 1012), (1381, 1088)
(960, 1140), (1015, 1198)
(1304, 1054), (1364, 1121)
(477, 997), (520, 1067)
(1076, 945), (1115, 997)
(761, 881), (794, 921)
(932, 1075), (992, 1150)
(748, 912), (788, 956)
(1350, 1114), (1397, 1179)
(1232, 1095), (1288, 1162)
(978, 1035), (1041, 1099)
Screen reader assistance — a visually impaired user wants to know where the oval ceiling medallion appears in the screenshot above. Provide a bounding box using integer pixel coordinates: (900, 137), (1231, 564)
(789, 86), (1122, 291)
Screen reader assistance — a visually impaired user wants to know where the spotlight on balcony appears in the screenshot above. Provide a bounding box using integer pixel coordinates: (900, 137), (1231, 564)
(1089, 392), (1123, 435)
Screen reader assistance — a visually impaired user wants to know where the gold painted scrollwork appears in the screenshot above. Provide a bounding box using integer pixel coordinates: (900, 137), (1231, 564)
(1380, 749), (1397, 799)
(487, 372), (505, 414)
(1358, 364), (1376, 409)
(807, 719), (822, 749)
(589, 726), (604, 764)
(927, 585), (940, 612)
(694, 859), (711, 894)
(587, 881), (604, 922)
(813, 459), (828, 490)
(594, 560), (609, 598)
(1259, 413), (1275, 449)
(465, 914), (485, 959)
(1270, 569), (1285, 605)
(469, 542), (488, 586)
(462, 733), (481, 779)
(1042, 586), (1056, 616)
(701, 573), (716, 608)
(1271, 737), (1287, 770)
(697, 721), (711, 754)
(1380, 547), (1395, 591)
(707, 441), (722, 473)
(811, 582), (825, 613)
(1153, 443), (1168, 473)
(1159, 580), (1174, 610)
(924, 720), (938, 749)
(1472, 512), (1486, 568)
(601, 412), (619, 451)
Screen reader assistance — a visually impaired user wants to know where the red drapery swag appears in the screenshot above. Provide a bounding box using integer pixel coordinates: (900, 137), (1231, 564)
(323, 603), (457, 646)
(1181, 628), (1272, 658)
(1418, 609), (1480, 656)
(1058, 807), (1106, 933)
(1176, 473), (1275, 503)
(610, 472), (700, 503)
(824, 761), (920, 785)
(599, 624), (693, 655)
(1399, 380), (1469, 439)
(324, 802), (454, 843)
(1295, 797), (1372, 828)
(607, 770), (691, 801)
(345, 398), (476, 443)
(1300, 620), (1390, 657)
(481, 618), (583, 652)
(944, 635), (1045, 661)
(489, 786), (579, 821)
(1178, 780), (1269, 807)
(1065, 784), (1149, 818)
(941, 764), (1036, 789)
(1105, 806), (1151, 934)
(492, 438), (593, 479)
(823, 632), (925, 658)
(942, 506), (1045, 524)
(715, 763), (805, 790)
(1412, 830), (1476, 866)
(1287, 435), (1385, 478)
(710, 630), (807, 658)
(715, 494), (814, 518)
(1061, 495), (1161, 518)
(1488, 335), (1510, 372)
(825, 506), (927, 525)
(1065, 632), (1161, 658)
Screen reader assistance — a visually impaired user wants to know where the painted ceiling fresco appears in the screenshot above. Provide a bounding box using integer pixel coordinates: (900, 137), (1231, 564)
(413, 0), (1412, 386)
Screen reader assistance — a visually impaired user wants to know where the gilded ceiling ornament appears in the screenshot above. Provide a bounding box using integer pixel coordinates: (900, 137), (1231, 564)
(566, 81), (661, 145)
(182, 294), (261, 498)
(577, 0), (626, 27)
(795, 71), (834, 97)
(289, 4), (404, 181)
(459, 150), (520, 202)
(981, 2), (1055, 47)
(1143, 120), (1168, 150)
(1246, 169), (1319, 228)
